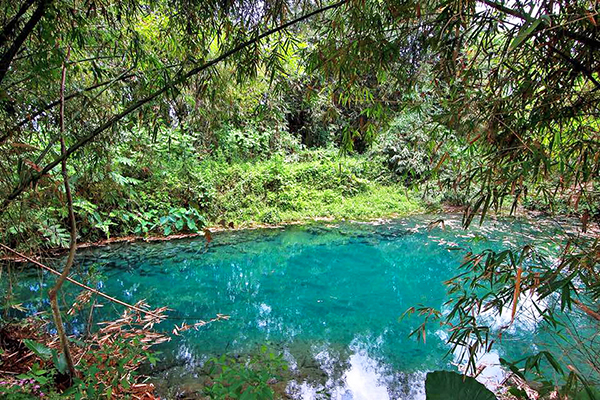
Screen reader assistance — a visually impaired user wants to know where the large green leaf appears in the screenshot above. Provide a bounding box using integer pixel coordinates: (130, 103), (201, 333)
(575, 387), (600, 400)
(510, 19), (542, 50)
(425, 371), (498, 400)
(23, 339), (52, 361)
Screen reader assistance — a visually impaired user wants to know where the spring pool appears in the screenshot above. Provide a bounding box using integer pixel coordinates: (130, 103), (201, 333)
(8, 215), (572, 399)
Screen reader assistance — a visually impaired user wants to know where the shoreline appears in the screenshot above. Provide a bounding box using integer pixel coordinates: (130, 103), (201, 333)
(0, 211), (431, 263)
(3, 205), (594, 264)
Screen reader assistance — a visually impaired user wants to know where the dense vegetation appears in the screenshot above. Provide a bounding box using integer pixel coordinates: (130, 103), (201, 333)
(1, 0), (599, 398)
(2, 124), (425, 251)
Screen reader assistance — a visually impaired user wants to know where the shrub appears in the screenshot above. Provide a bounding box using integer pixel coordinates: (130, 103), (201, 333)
(203, 346), (287, 400)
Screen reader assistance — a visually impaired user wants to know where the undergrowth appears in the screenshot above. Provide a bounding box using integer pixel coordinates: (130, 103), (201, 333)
(0, 302), (168, 399)
(1, 147), (422, 252)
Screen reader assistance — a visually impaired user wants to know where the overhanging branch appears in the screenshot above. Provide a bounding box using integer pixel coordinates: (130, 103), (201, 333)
(0, 0), (51, 86)
(0, 63), (183, 145)
(478, 0), (600, 51)
(0, 0), (36, 49)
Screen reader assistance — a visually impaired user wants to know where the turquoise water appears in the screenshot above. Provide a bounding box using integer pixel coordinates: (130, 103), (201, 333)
(7, 215), (573, 399)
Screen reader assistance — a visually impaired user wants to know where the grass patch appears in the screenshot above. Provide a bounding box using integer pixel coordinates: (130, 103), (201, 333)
(209, 154), (423, 225)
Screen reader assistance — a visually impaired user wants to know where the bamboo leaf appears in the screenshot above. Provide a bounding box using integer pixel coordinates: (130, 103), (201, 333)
(510, 19), (542, 50)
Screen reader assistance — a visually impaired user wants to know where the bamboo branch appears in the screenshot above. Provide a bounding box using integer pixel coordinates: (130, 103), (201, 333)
(0, 243), (163, 319)
(0, 63), (182, 145)
(0, 75), (132, 145)
(0, 0), (36, 49)
(547, 44), (600, 91)
(573, 299), (600, 322)
(478, 0), (600, 50)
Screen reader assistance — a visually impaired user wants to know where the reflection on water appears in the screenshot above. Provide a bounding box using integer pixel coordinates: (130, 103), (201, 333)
(157, 338), (428, 399)
(6, 215), (579, 399)
(286, 343), (426, 400)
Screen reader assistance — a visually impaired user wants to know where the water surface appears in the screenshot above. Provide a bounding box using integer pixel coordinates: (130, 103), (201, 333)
(8, 215), (574, 399)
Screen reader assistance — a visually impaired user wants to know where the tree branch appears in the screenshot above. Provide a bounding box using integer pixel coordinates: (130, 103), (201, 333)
(548, 44), (600, 91)
(0, 243), (164, 318)
(0, 0), (35, 49)
(0, 71), (135, 145)
(478, 0), (600, 51)
(478, 0), (533, 22)
(0, 63), (182, 145)
(0, 0), (349, 212)
(0, 0), (51, 86)
(573, 299), (600, 322)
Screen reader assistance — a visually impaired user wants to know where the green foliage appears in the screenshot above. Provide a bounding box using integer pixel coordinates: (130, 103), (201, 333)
(22, 340), (53, 361)
(0, 369), (59, 400)
(73, 199), (115, 239)
(16, 362), (56, 389)
(204, 346), (287, 400)
(1, 0), (599, 396)
(216, 123), (301, 161)
(159, 207), (206, 235)
(1, 334), (159, 400)
(380, 115), (433, 184)
(0, 142), (421, 250)
(38, 218), (71, 249)
(411, 240), (600, 398)
(0, 341), (66, 399)
(425, 371), (497, 400)
(575, 387), (600, 400)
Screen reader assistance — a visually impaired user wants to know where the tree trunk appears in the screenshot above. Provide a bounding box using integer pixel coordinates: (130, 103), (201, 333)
(47, 46), (76, 378)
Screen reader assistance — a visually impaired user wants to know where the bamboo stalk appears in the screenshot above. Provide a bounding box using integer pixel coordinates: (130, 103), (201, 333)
(573, 299), (600, 322)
